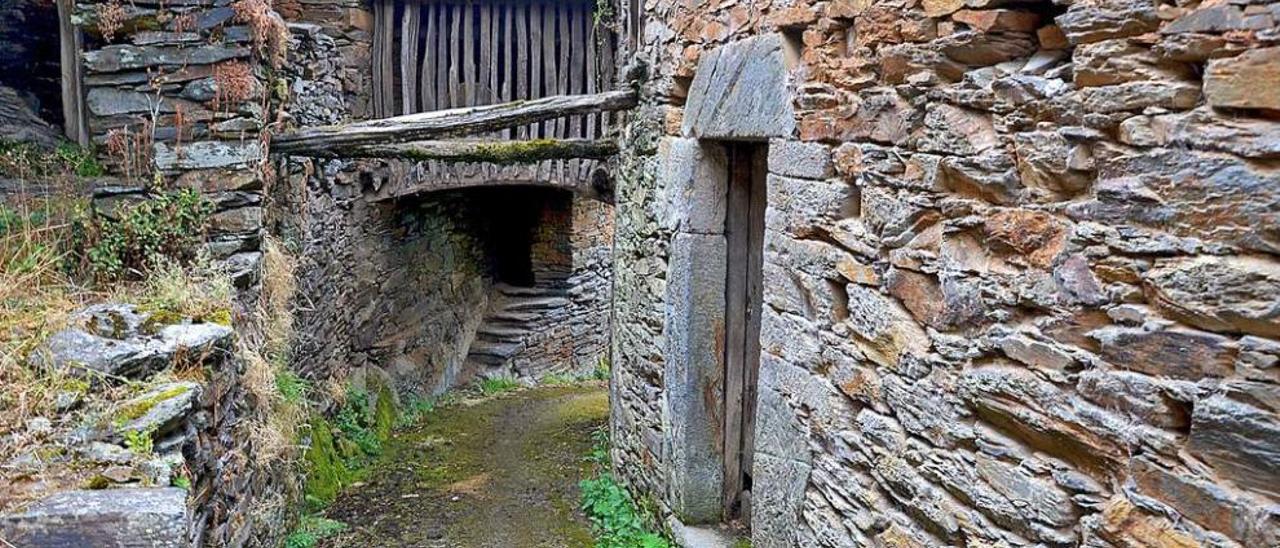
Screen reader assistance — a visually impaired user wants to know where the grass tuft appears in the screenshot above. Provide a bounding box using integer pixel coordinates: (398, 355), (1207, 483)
(477, 375), (520, 396)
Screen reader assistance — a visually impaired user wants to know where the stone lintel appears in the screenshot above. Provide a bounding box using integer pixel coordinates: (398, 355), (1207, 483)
(682, 34), (797, 141)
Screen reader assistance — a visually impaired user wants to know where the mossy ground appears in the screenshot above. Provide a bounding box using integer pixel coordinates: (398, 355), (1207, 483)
(318, 383), (608, 547)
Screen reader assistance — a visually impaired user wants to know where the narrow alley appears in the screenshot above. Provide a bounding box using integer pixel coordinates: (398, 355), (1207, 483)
(318, 384), (607, 547)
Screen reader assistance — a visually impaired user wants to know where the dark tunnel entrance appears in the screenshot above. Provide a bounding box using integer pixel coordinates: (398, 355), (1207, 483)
(470, 186), (573, 289)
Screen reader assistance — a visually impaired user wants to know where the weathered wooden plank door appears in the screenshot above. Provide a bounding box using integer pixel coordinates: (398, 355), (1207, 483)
(723, 143), (766, 523)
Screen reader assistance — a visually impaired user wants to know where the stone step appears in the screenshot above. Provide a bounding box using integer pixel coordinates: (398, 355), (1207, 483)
(504, 296), (570, 312)
(495, 283), (568, 298)
(467, 340), (522, 360)
(488, 309), (542, 323)
(475, 324), (529, 340)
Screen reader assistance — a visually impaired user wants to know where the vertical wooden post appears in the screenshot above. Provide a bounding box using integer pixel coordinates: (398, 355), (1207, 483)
(57, 0), (88, 145)
(401, 2), (421, 114)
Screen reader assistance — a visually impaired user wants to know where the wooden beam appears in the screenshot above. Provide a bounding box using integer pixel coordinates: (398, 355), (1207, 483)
(272, 89), (636, 155)
(284, 138), (618, 164)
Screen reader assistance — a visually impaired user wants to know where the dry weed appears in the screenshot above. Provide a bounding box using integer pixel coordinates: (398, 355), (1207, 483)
(213, 62), (257, 111)
(97, 0), (126, 42)
(233, 0), (290, 69)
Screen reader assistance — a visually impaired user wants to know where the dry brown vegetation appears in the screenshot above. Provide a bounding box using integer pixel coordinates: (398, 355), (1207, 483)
(233, 0), (290, 69)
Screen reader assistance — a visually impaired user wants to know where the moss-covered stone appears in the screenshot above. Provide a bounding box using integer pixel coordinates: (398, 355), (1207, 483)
(113, 384), (193, 424)
(372, 381), (396, 442)
(303, 416), (350, 508)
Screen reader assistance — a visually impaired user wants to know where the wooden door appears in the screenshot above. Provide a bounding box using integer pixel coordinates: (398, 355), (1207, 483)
(722, 143), (766, 523)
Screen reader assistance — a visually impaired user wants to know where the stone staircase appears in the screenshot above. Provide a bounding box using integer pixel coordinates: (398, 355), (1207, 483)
(464, 283), (571, 377)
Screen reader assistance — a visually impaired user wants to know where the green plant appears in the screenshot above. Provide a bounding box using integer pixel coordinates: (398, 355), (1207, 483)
(55, 143), (107, 177)
(592, 0), (614, 27)
(394, 393), (438, 428)
(541, 372), (579, 386)
(477, 375), (520, 396)
(580, 474), (670, 548)
(0, 140), (104, 178)
(172, 475), (192, 490)
(335, 387), (382, 462)
(276, 369), (309, 403)
(284, 514), (348, 548)
(593, 355), (610, 381)
(86, 189), (213, 282)
(586, 427), (610, 467)
(580, 428), (669, 548)
(123, 428), (155, 456)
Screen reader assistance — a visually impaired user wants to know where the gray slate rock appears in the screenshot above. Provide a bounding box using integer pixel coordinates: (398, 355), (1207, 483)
(112, 382), (202, 440)
(0, 488), (189, 547)
(37, 304), (233, 381)
(682, 34), (796, 140)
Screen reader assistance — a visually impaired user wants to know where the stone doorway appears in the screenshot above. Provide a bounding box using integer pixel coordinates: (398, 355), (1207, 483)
(662, 138), (768, 530)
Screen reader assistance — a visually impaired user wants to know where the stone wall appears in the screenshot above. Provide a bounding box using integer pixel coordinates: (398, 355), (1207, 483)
(272, 21), (486, 395)
(0, 0), (64, 130)
(74, 0), (274, 286)
(611, 0), (1280, 546)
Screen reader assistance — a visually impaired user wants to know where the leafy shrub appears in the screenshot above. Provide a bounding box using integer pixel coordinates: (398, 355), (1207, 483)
(580, 474), (670, 548)
(86, 189), (213, 282)
(0, 141), (104, 179)
(276, 370), (309, 404)
(122, 428), (155, 456)
(335, 387), (382, 462)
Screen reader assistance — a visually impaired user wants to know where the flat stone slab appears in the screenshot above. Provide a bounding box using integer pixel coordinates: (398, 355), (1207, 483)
(0, 488), (189, 547)
(682, 34), (796, 140)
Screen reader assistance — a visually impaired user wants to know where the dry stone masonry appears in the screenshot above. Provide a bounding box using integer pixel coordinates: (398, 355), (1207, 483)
(610, 0), (1280, 546)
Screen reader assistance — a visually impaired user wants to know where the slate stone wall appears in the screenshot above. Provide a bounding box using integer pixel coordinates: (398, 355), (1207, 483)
(275, 11), (614, 391)
(74, 0), (276, 286)
(611, 0), (1280, 546)
(0, 0), (64, 128)
(62, 2), (289, 545)
(272, 22), (490, 396)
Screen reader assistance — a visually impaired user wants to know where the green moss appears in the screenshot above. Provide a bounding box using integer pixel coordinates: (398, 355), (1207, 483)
(85, 475), (112, 490)
(204, 308), (233, 326)
(114, 384), (191, 424)
(372, 382), (396, 442)
(139, 309), (183, 335)
(303, 416), (351, 509)
(402, 139), (598, 165)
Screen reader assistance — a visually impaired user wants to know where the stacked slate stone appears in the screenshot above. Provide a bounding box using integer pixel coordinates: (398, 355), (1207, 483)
(612, 0), (1279, 546)
(75, 0), (273, 288)
(1, 303), (297, 546)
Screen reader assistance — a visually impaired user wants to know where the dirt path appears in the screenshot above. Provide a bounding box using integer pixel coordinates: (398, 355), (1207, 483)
(320, 384), (607, 547)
